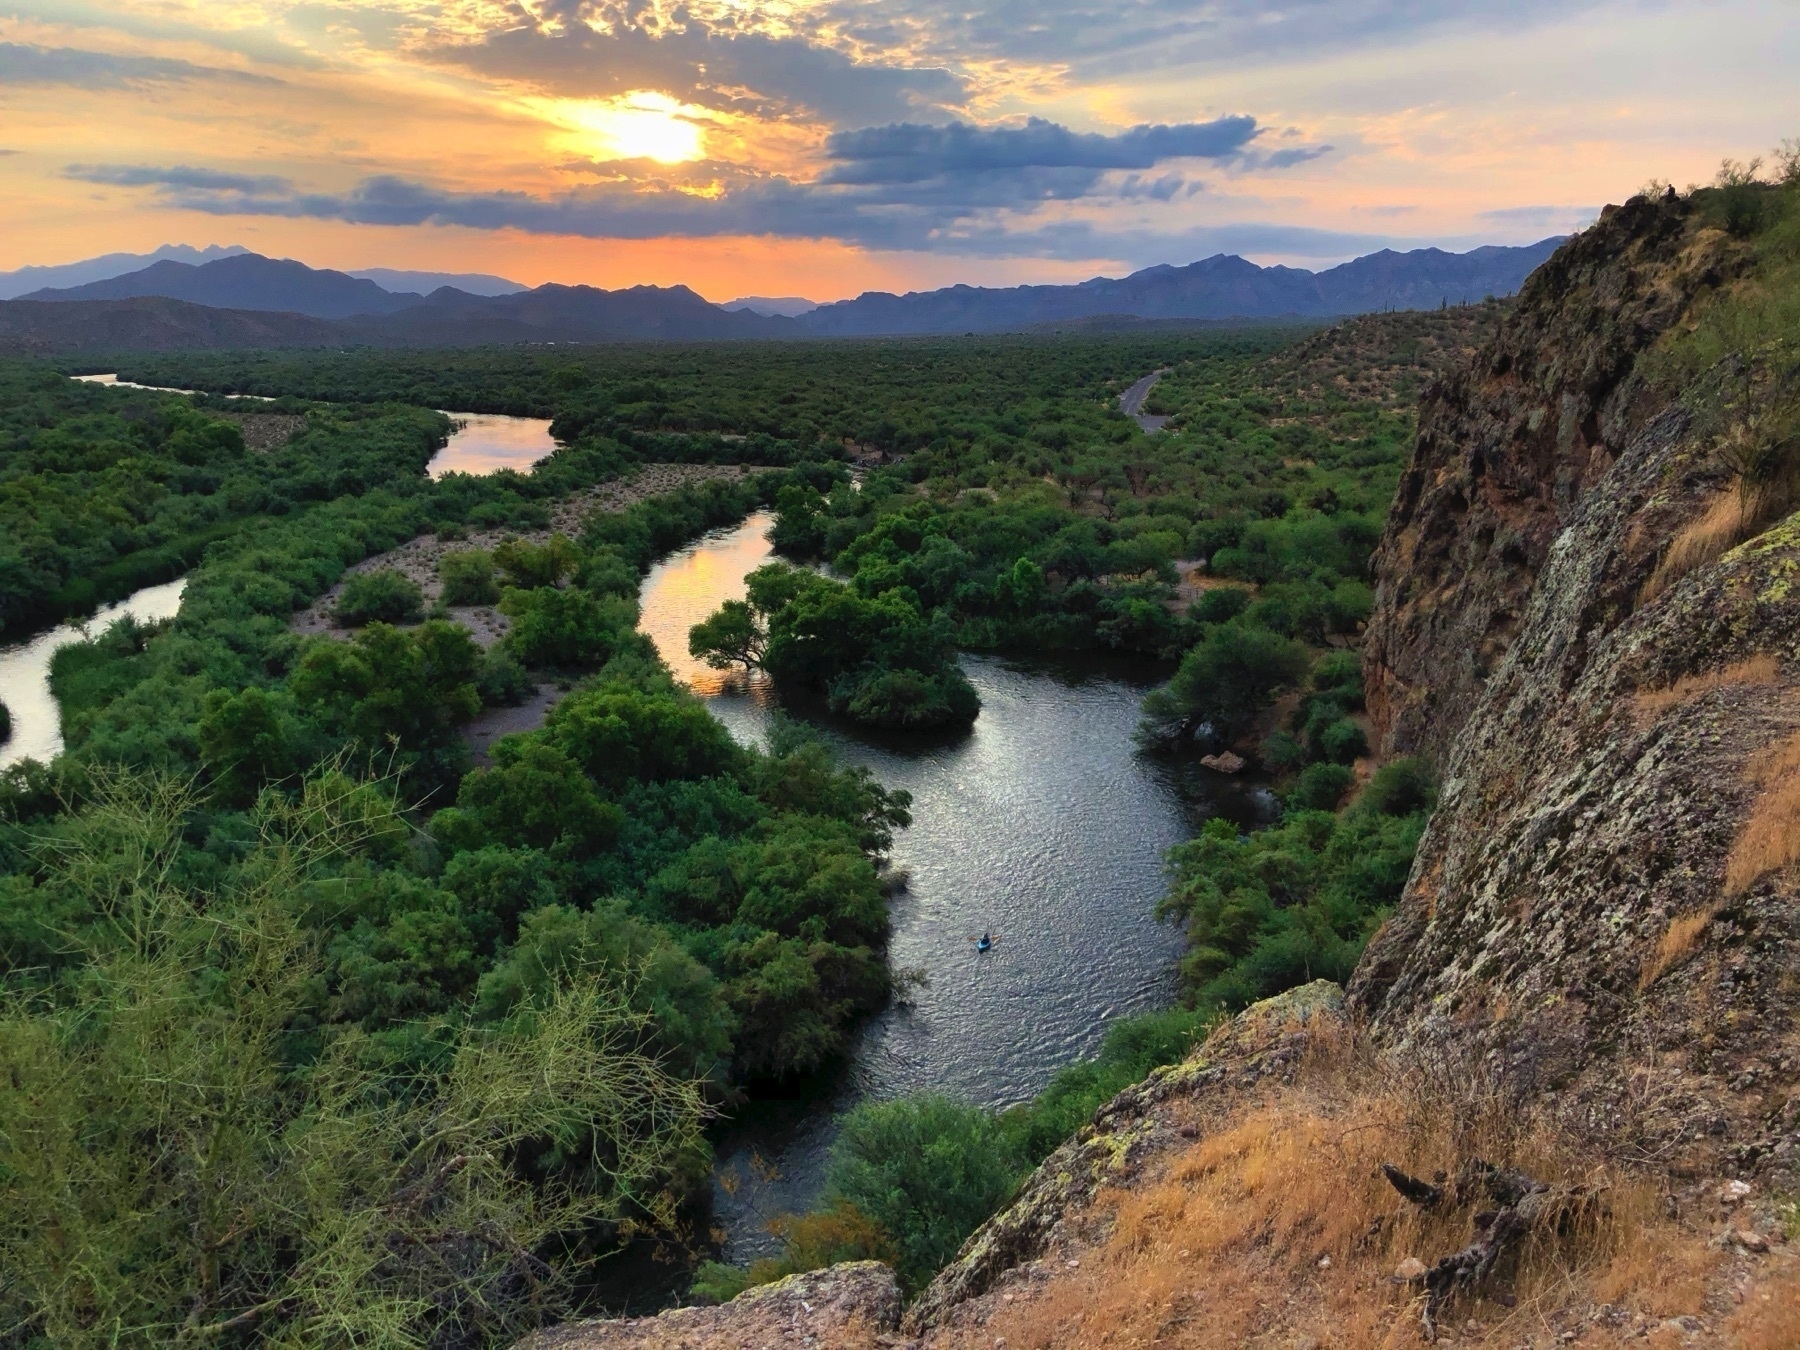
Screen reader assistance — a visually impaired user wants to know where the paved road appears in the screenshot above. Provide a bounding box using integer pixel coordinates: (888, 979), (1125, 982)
(1119, 369), (1171, 431)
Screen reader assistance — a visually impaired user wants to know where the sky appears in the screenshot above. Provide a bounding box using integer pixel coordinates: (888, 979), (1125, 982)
(1, 1), (1795, 301)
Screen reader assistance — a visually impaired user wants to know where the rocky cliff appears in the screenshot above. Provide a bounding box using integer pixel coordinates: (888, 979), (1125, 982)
(1361, 192), (1757, 765)
(1352, 189), (1800, 1175)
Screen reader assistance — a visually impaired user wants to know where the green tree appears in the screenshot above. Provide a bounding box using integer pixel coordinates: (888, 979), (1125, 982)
(1139, 619), (1310, 745)
(689, 598), (766, 670)
(436, 738), (621, 853)
(198, 685), (304, 803)
(499, 586), (630, 668)
(291, 620), (482, 755)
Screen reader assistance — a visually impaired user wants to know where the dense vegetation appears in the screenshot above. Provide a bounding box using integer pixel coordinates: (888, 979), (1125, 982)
(0, 366), (919, 1342)
(0, 370), (446, 635)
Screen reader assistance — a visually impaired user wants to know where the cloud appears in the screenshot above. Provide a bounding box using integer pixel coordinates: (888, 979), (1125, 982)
(66, 110), (1332, 259)
(820, 116), (1258, 183)
(425, 0), (967, 126)
(1479, 203), (1599, 224)
(65, 163), (293, 194)
(1248, 145), (1337, 170)
(60, 166), (1401, 263)
(0, 42), (278, 90)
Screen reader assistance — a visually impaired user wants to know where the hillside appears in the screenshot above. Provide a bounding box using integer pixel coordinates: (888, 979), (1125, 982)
(526, 187), (1800, 1348)
(0, 295), (344, 353)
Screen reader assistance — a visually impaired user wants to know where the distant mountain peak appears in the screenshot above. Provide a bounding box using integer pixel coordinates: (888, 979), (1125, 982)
(722, 295), (822, 318)
(0, 243), (248, 300)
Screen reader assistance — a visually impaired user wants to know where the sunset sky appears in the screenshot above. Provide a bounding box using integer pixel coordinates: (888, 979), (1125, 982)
(2, 1), (1795, 300)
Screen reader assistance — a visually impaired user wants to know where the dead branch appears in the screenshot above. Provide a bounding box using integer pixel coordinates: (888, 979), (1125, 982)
(1382, 1159), (1600, 1340)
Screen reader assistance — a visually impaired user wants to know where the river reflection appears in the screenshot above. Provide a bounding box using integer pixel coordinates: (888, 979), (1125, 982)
(636, 515), (1262, 1260)
(0, 578), (187, 771)
(426, 413), (558, 478)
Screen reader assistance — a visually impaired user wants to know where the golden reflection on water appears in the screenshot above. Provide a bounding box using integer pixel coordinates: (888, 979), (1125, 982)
(427, 414), (558, 478)
(637, 511), (777, 698)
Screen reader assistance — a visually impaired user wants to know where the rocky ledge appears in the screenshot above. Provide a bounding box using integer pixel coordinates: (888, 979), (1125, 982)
(515, 1261), (901, 1350)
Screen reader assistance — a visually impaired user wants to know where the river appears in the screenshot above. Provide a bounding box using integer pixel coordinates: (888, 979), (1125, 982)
(636, 513), (1264, 1259)
(0, 578), (187, 771)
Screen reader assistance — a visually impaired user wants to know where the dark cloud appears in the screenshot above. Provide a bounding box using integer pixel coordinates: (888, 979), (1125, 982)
(821, 116), (1257, 184)
(0, 42), (278, 90)
(66, 110), (1330, 259)
(425, 0), (966, 127)
(65, 164), (293, 194)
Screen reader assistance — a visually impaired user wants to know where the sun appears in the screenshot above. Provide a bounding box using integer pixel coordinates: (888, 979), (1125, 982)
(536, 92), (707, 164)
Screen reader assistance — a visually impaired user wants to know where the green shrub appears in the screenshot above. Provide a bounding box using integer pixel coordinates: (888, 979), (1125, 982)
(1357, 756), (1437, 817)
(998, 1006), (1215, 1162)
(0, 698), (11, 744)
(1192, 585), (1252, 624)
(1287, 761), (1353, 810)
(475, 648), (535, 706)
(499, 586), (630, 668)
(334, 569), (424, 627)
(578, 548), (639, 597)
(825, 1094), (1025, 1293)
(1140, 619), (1310, 744)
(0, 772), (706, 1347)
(1319, 718), (1369, 764)
(494, 534), (579, 590)
(439, 549), (501, 606)
(691, 1204), (898, 1305)
(1704, 158), (1776, 237)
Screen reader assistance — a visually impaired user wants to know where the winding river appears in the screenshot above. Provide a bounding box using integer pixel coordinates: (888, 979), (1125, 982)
(636, 513), (1265, 1258)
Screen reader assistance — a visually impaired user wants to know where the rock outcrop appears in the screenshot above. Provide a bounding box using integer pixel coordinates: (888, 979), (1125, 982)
(516, 1261), (900, 1349)
(1362, 192), (1755, 765)
(1353, 192), (1800, 1173)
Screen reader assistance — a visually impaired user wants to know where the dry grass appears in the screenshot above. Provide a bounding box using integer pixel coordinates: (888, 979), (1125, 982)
(1641, 491), (1753, 604)
(920, 1048), (1752, 1350)
(1640, 909), (1718, 989)
(1725, 730), (1800, 894)
(1632, 654), (1781, 720)
(1725, 1264), (1800, 1350)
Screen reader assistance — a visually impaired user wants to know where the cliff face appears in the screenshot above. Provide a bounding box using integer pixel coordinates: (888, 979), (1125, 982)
(1362, 194), (1754, 765)
(1353, 192), (1800, 1169)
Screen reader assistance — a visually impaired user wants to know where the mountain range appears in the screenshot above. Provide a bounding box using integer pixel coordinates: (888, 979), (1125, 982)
(3, 239), (1566, 350)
